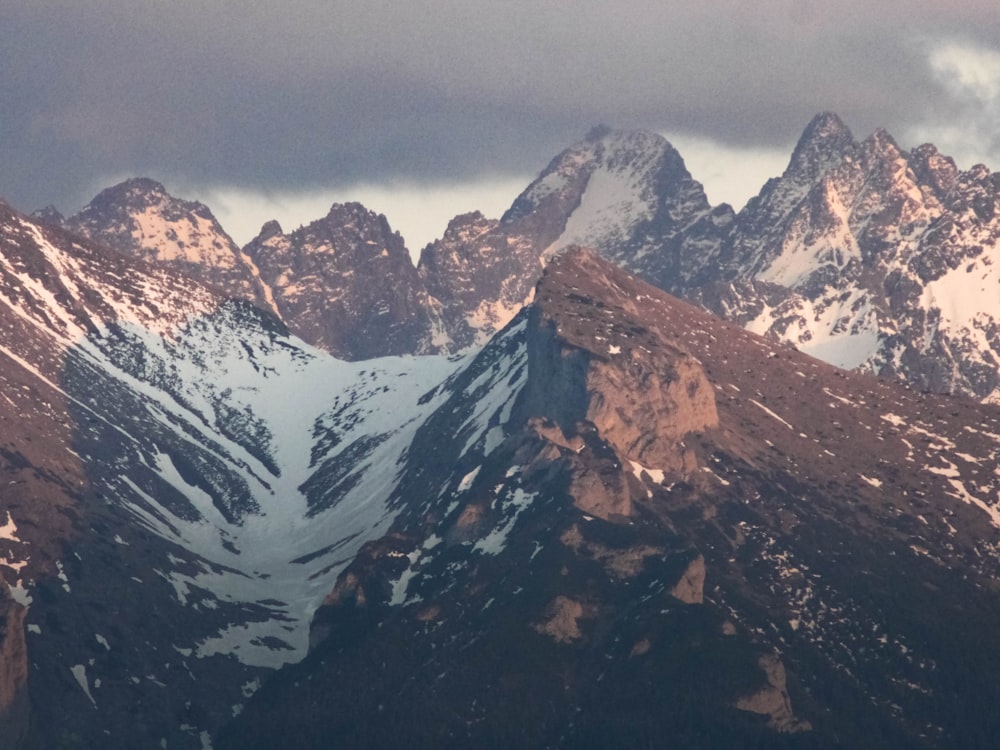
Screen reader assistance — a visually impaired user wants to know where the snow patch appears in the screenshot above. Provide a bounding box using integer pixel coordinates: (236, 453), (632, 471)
(859, 474), (883, 489)
(70, 664), (97, 707)
(749, 399), (794, 430)
(473, 489), (537, 556)
(629, 460), (665, 483)
(458, 467), (480, 493)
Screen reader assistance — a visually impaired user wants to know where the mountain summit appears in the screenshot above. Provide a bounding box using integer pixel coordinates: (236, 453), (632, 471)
(418, 127), (734, 348)
(65, 178), (273, 312)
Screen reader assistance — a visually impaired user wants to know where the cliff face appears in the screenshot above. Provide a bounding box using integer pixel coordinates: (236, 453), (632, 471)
(515, 247), (719, 519)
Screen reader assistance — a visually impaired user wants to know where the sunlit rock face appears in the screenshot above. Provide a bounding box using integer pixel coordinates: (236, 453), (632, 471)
(244, 202), (449, 360)
(64, 178), (273, 312)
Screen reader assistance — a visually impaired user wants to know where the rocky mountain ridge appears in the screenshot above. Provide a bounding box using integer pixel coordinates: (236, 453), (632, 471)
(54, 114), (1000, 402)
(218, 249), (1000, 749)
(715, 113), (1000, 402)
(242, 202), (447, 359)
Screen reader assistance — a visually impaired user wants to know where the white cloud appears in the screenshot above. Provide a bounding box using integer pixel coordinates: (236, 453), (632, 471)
(660, 133), (792, 211)
(928, 40), (1000, 102)
(190, 176), (532, 260)
(906, 38), (1000, 170)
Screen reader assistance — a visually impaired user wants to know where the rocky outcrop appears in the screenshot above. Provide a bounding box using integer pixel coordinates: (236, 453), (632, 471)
(519, 248), (719, 519)
(0, 586), (29, 750)
(734, 654), (811, 733)
(669, 553), (705, 604)
(244, 203), (447, 359)
(560, 524), (664, 579)
(532, 596), (590, 643)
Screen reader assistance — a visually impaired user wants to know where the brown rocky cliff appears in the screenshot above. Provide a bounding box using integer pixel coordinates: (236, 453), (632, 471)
(734, 654), (812, 734)
(0, 585), (29, 750)
(514, 247), (719, 519)
(670, 554), (706, 604)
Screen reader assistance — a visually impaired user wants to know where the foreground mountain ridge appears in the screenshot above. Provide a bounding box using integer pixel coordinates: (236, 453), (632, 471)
(221, 248), (1000, 748)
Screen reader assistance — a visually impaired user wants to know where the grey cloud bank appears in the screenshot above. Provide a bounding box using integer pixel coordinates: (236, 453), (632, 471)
(4, 1), (1000, 231)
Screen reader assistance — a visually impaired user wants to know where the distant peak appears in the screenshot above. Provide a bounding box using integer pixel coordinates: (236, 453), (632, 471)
(860, 128), (902, 159)
(327, 201), (367, 214)
(785, 112), (856, 182)
(911, 142), (941, 160)
(585, 124), (613, 142)
(323, 201), (382, 224)
(910, 143), (959, 197)
(256, 219), (284, 241)
(112, 177), (169, 197)
(83, 177), (171, 213)
(451, 209), (487, 223)
(591, 126), (672, 151)
(441, 210), (492, 235)
(803, 112), (851, 140)
(31, 205), (65, 225)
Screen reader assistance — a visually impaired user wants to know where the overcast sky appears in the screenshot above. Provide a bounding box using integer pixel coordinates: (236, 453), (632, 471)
(4, 1), (1000, 250)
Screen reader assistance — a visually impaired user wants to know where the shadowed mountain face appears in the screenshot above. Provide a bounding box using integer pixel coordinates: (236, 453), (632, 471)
(218, 249), (1000, 749)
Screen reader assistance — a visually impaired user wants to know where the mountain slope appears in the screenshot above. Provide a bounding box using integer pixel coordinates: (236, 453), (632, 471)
(0, 203), (464, 747)
(220, 248), (1000, 749)
(6, 115), (1000, 749)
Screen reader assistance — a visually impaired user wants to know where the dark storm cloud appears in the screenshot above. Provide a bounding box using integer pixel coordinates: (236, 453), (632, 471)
(3, 1), (1000, 213)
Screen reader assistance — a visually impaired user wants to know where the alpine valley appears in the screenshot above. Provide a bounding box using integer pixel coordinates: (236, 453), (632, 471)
(3, 113), (1000, 749)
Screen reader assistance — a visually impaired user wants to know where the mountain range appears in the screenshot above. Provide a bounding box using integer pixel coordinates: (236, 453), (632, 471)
(2, 112), (1000, 748)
